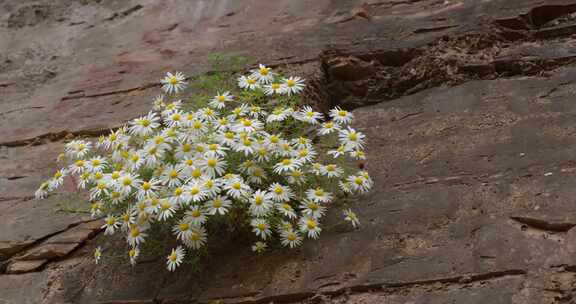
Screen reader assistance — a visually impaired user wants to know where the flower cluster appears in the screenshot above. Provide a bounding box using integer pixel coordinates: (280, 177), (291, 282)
(36, 64), (372, 271)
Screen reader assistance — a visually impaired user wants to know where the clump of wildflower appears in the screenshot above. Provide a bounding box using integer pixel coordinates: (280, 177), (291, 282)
(36, 65), (373, 271)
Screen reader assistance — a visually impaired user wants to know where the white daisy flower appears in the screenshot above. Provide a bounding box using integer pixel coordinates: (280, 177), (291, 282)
(127, 225), (147, 247)
(161, 72), (187, 95)
(283, 76), (305, 95)
(137, 179), (161, 200)
(318, 121), (341, 136)
(293, 147), (316, 163)
(166, 246), (185, 271)
(173, 219), (193, 242)
(305, 188), (333, 203)
(205, 195), (231, 215)
(268, 183), (293, 203)
(86, 156), (107, 173)
(280, 230), (303, 248)
(158, 199), (178, 221)
(183, 225), (207, 250)
(300, 200), (327, 219)
(273, 158), (302, 174)
(165, 110), (184, 128)
(160, 165), (184, 187)
(344, 209), (360, 228)
(339, 127), (366, 150)
(225, 178), (251, 200)
(232, 118), (263, 134)
(152, 95), (166, 110)
(350, 149), (366, 160)
(294, 106), (323, 124)
(263, 82), (284, 95)
(266, 107), (293, 123)
(277, 202), (297, 219)
(185, 181), (208, 203)
(65, 140), (92, 159)
(238, 75), (260, 90)
(209, 91), (234, 109)
(329, 107), (354, 124)
(321, 164), (343, 178)
(347, 174), (373, 193)
(251, 218), (272, 240)
(249, 190), (273, 217)
(69, 159), (87, 175)
(251, 241), (268, 253)
(49, 168), (67, 189)
(102, 215), (120, 235)
(327, 145), (350, 159)
(184, 205), (207, 226)
(94, 246), (102, 264)
(287, 169), (305, 185)
(199, 155), (227, 178)
(128, 247), (140, 266)
(299, 216), (321, 239)
(250, 64), (275, 84)
(129, 112), (160, 136)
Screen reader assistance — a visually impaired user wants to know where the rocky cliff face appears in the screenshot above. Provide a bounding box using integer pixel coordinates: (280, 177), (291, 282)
(3, 0), (576, 303)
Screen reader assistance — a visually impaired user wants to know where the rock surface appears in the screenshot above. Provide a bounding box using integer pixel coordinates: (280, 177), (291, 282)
(3, 0), (576, 303)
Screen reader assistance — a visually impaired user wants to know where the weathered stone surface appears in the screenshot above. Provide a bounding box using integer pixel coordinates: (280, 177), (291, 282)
(4, 0), (576, 303)
(0, 272), (49, 304)
(17, 243), (80, 261)
(6, 259), (47, 274)
(0, 195), (91, 260)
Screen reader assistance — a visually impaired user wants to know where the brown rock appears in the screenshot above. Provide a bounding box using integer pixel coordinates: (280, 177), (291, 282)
(5, 259), (47, 274)
(17, 243), (79, 261)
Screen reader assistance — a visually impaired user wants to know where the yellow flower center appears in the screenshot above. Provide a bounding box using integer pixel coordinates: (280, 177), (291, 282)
(190, 187), (200, 195)
(338, 110), (348, 117)
(169, 76), (179, 85)
(155, 136), (164, 145)
(286, 79), (295, 87)
(287, 233), (297, 241)
(191, 210), (201, 217)
(54, 171), (63, 178)
(257, 223), (266, 230)
(94, 172), (103, 180)
(182, 143), (191, 152)
(354, 177), (364, 185)
(130, 227), (140, 237)
(217, 95), (226, 102)
(111, 171), (120, 180)
(299, 149), (309, 157)
(259, 67), (269, 75)
(247, 78), (256, 84)
(274, 187), (283, 195)
(106, 217), (116, 225)
(315, 189), (324, 196)
(131, 154), (139, 162)
(243, 119), (252, 127)
(192, 169), (202, 178)
(306, 220), (317, 229)
(172, 114), (181, 121)
(174, 187), (183, 196)
(141, 119), (150, 127)
(213, 199), (222, 208)
(193, 121), (202, 129)
(161, 201), (171, 210)
(169, 170), (178, 179)
(179, 223), (189, 231)
(271, 83), (280, 90)
(282, 203), (291, 210)
(282, 159), (292, 166)
(349, 132), (358, 141)
(122, 177), (132, 186)
(232, 183), (241, 190)
(209, 144), (218, 151)
(207, 159), (217, 167)
(254, 196), (263, 205)
(75, 160), (85, 167)
(308, 202), (319, 211)
(190, 232), (200, 241)
(225, 132), (235, 139)
(169, 252), (178, 262)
